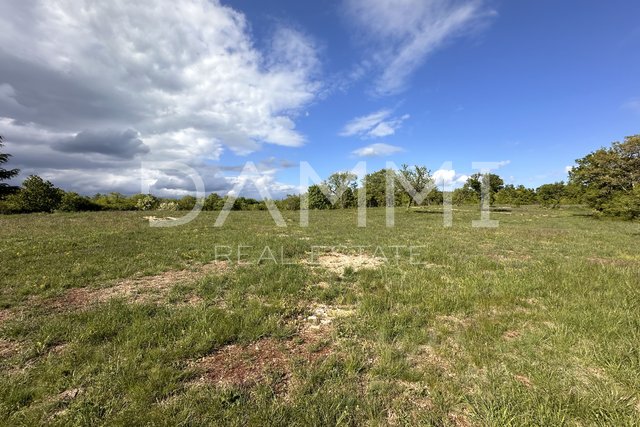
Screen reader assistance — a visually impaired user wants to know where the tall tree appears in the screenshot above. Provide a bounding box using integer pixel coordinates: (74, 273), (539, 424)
(398, 164), (433, 210)
(464, 173), (504, 205)
(0, 135), (20, 198)
(536, 182), (566, 208)
(324, 172), (358, 209)
(569, 135), (640, 214)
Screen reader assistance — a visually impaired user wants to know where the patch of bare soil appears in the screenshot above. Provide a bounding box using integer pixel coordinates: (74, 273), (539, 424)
(306, 251), (384, 274)
(0, 338), (22, 359)
(42, 261), (229, 312)
(194, 302), (351, 390)
(502, 330), (521, 340)
(412, 345), (455, 377)
(514, 374), (533, 388)
(0, 308), (13, 325)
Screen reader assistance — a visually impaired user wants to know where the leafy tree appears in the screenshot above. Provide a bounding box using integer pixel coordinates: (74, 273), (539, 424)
(307, 184), (330, 210)
(397, 164), (433, 210)
(203, 193), (224, 211)
(0, 135), (20, 198)
(362, 169), (391, 207)
(452, 186), (478, 205)
(569, 135), (640, 217)
(59, 192), (101, 212)
(324, 172), (358, 209)
(495, 184), (536, 206)
(177, 195), (197, 211)
(133, 194), (159, 211)
(93, 193), (136, 210)
(277, 194), (301, 211)
(465, 173), (504, 205)
(10, 175), (63, 213)
(537, 182), (565, 208)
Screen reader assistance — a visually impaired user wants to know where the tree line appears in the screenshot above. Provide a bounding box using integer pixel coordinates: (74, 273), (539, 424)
(1, 134), (638, 219)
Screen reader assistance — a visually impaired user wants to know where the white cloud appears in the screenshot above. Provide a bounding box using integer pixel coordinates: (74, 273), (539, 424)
(344, 0), (494, 95)
(0, 0), (321, 195)
(432, 169), (468, 187)
(565, 165), (573, 173)
(340, 110), (410, 138)
(352, 143), (404, 157)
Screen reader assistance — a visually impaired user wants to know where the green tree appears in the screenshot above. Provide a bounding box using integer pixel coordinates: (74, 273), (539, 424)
(465, 173), (504, 205)
(569, 135), (640, 217)
(537, 182), (565, 208)
(495, 184), (536, 206)
(362, 169), (388, 207)
(177, 195), (197, 210)
(10, 175), (63, 213)
(203, 193), (223, 211)
(59, 192), (101, 212)
(306, 184), (330, 209)
(133, 194), (159, 211)
(452, 186), (478, 205)
(398, 164), (433, 210)
(0, 135), (20, 198)
(277, 194), (301, 211)
(324, 172), (358, 209)
(93, 193), (136, 210)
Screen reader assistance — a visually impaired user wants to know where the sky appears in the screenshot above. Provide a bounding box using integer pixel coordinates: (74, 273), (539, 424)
(0, 0), (639, 198)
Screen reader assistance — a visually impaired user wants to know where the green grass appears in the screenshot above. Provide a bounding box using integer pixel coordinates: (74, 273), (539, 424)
(0, 206), (639, 425)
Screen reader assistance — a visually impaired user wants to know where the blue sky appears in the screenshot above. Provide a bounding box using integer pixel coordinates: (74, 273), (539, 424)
(225, 0), (640, 189)
(0, 0), (639, 196)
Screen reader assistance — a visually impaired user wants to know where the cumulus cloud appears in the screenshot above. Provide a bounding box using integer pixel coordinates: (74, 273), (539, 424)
(432, 169), (468, 187)
(0, 0), (321, 195)
(340, 110), (410, 138)
(343, 0), (494, 95)
(352, 143), (404, 157)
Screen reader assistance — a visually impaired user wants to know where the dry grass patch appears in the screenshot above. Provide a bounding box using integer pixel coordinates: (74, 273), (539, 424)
(306, 251), (384, 275)
(0, 338), (22, 359)
(41, 261), (229, 312)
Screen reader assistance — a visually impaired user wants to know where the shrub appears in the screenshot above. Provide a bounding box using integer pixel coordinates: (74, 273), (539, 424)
(11, 175), (63, 213)
(134, 194), (160, 211)
(58, 192), (102, 212)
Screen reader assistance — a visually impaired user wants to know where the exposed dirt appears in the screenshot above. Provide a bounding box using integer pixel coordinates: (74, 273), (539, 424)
(0, 309), (13, 325)
(514, 374), (533, 388)
(307, 251), (384, 274)
(412, 345), (454, 377)
(194, 335), (332, 391)
(503, 330), (521, 340)
(194, 302), (352, 390)
(41, 261), (229, 312)
(0, 338), (22, 359)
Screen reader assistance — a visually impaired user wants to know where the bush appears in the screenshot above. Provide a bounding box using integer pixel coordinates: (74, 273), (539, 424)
(93, 193), (137, 211)
(177, 195), (197, 211)
(601, 187), (640, 220)
(59, 192), (102, 212)
(10, 175), (63, 213)
(158, 201), (178, 211)
(133, 194), (159, 211)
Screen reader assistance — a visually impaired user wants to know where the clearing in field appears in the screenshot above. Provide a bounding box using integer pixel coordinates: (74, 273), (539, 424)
(1, 206), (639, 425)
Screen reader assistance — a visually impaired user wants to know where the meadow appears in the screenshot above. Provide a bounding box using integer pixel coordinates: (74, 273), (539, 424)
(0, 206), (639, 425)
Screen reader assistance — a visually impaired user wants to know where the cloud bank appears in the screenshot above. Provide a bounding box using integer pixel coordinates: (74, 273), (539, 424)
(0, 0), (321, 196)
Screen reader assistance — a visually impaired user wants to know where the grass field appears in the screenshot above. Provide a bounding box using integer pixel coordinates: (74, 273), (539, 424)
(1, 206), (639, 425)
